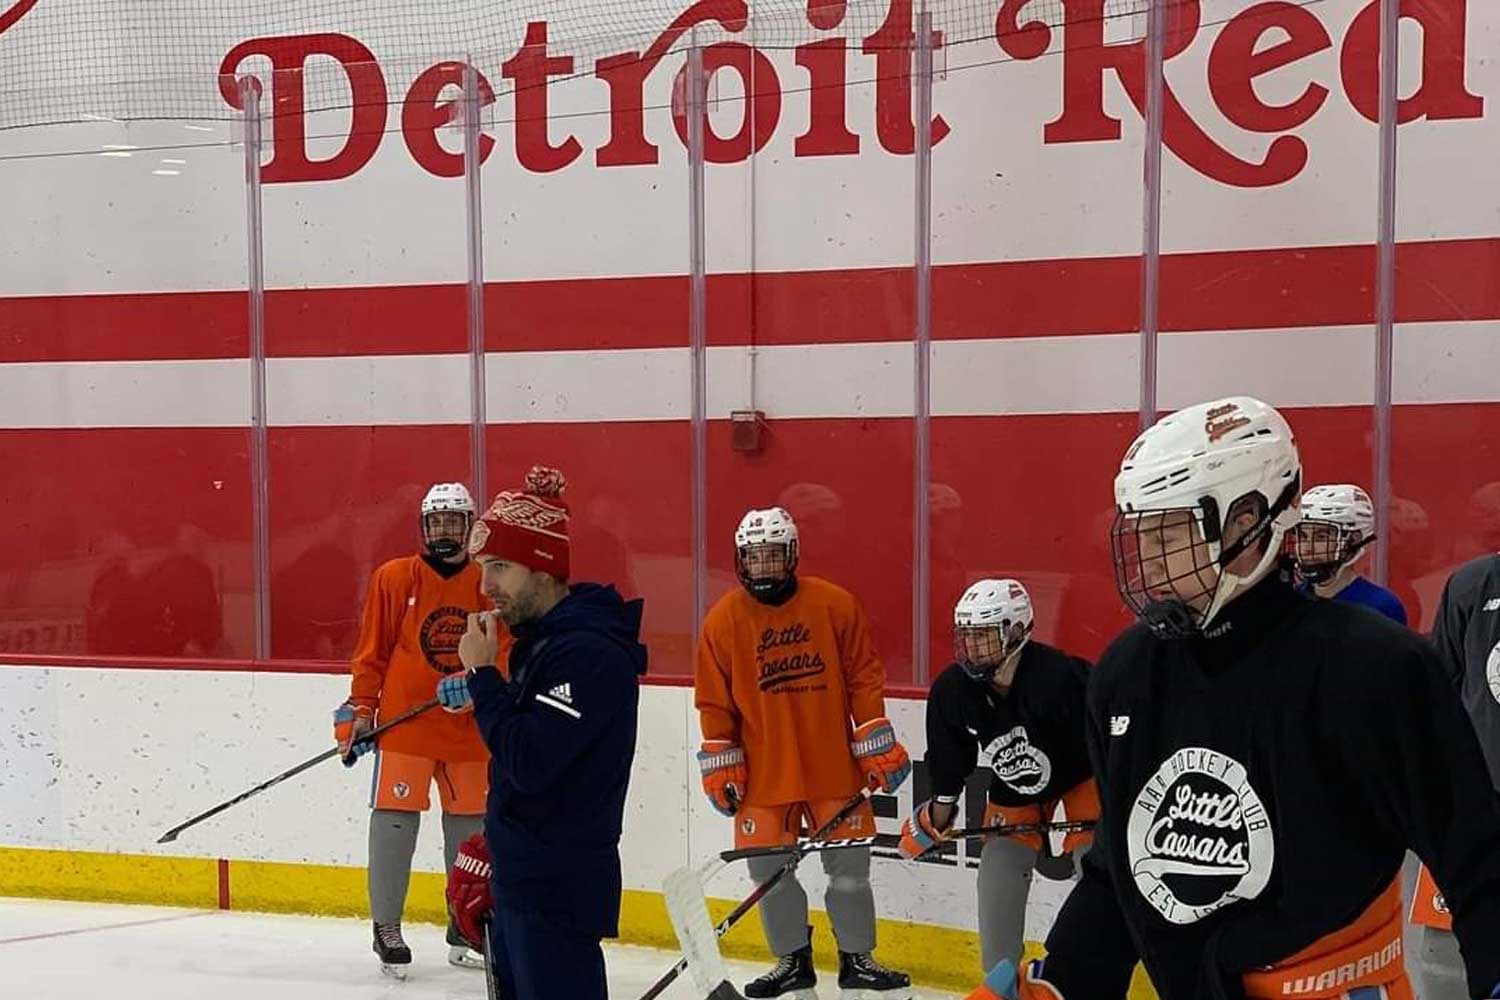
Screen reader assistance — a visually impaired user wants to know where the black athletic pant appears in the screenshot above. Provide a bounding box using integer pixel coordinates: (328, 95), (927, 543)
(487, 900), (608, 1000)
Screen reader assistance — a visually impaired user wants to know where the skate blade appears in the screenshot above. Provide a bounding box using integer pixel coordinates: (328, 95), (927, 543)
(379, 962), (410, 981)
(839, 989), (911, 1000)
(745, 989), (816, 1000)
(448, 945), (485, 969)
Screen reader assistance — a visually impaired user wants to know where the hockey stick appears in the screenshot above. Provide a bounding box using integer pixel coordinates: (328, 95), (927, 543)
(480, 917), (500, 1000)
(663, 867), (747, 1000)
(156, 696), (442, 843)
(946, 818), (1095, 842)
(719, 837), (877, 863)
(637, 786), (873, 1000)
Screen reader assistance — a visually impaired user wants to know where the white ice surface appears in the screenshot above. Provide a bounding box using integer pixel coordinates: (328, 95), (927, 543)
(0, 899), (961, 1000)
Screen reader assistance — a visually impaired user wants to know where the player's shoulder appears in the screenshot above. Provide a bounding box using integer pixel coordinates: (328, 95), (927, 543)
(1444, 552), (1500, 596)
(703, 586), (750, 627)
(1303, 597), (1435, 689)
(798, 575), (856, 605)
(930, 661), (970, 699)
(1092, 622), (1158, 689)
(373, 554), (420, 583)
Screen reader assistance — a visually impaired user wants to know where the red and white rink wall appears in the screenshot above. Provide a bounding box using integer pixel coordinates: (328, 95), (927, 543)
(0, 0), (1497, 991)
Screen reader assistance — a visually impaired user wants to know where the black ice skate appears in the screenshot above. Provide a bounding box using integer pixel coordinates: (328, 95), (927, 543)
(743, 942), (816, 1000)
(372, 921), (412, 980)
(445, 921), (484, 970)
(837, 951), (911, 1000)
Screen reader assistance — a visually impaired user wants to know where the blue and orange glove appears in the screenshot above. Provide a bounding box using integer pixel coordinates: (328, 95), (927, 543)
(437, 672), (474, 713)
(899, 798), (957, 859)
(851, 717), (911, 793)
(697, 740), (748, 817)
(333, 700), (375, 766)
(968, 959), (1065, 1000)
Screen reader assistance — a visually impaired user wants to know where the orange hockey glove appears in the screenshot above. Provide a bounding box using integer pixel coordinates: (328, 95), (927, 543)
(697, 740), (747, 817)
(851, 717), (911, 793)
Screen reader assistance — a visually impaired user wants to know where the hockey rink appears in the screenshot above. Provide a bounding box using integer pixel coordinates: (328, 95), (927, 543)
(0, 898), (962, 1000)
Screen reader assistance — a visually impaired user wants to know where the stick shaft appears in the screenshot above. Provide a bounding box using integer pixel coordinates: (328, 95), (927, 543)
(157, 697), (440, 843)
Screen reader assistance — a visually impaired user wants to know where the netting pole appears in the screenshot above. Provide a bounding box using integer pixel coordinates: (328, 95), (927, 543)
(1372, 0), (1399, 587)
(912, 5), (933, 687)
(239, 75), (271, 660)
(1139, 0), (1166, 430)
(688, 31), (709, 652)
(463, 59), (488, 505)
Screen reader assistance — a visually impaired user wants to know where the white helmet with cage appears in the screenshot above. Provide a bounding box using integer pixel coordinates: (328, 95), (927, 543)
(1293, 484), (1376, 584)
(735, 507), (800, 601)
(421, 482), (476, 559)
(953, 578), (1034, 684)
(1112, 397), (1301, 637)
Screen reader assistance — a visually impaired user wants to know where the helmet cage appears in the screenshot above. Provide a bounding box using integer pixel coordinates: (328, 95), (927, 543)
(735, 540), (799, 598)
(1291, 519), (1372, 585)
(1112, 474), (1299, 638)
(954, 618), (1034, 683)
(422, 509), (474, 559)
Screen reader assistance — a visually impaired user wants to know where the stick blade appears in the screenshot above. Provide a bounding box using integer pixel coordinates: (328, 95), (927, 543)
(663, 867), (740, 1000)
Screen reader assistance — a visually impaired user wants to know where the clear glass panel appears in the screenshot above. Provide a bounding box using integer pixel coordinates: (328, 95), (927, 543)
(0, 117), (253, 658)
(929, 2), (1144, 669)
(1389, 4), (1499, 628)
(1155, 0), (1378, 603)
(483, 38), (695, 675)
(702, 6), (919, 685)
(258, 62), (474, 659)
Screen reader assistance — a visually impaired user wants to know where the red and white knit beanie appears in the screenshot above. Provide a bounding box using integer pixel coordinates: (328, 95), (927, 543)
(467, 466), (570, 579)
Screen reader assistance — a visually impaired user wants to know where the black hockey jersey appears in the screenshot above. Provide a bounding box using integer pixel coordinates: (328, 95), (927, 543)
(1431, 552), (1500, 792)
(1041, 574), (1500, 1000)
(925, 642), (1092, 807)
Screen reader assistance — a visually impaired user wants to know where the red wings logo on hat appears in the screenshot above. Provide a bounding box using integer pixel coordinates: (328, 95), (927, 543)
(492, 494), (567, 532)
(466, 519), (491, 554)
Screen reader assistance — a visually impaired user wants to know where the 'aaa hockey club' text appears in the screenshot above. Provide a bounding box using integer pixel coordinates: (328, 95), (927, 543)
(1127, 747), (1274, 925)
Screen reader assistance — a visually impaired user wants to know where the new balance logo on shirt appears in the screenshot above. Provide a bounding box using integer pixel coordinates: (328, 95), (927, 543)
(1482, 597), (1500, 612)
(1110, 715), (1131, 737)
(536, 682), (582, 720)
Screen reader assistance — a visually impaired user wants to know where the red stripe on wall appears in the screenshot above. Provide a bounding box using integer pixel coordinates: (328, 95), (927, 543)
(217, 858), (231, 911)
(3, 238), (1496, 362)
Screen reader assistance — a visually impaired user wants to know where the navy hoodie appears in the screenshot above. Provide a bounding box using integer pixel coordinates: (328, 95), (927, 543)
(468, 583), (646, 939)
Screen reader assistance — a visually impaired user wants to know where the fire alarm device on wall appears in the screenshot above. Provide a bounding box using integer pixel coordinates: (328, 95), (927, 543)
(730, 410), (766, 453)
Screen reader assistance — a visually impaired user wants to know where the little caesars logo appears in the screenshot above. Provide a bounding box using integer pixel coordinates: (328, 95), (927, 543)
(756, 622), (827, 693)
(420, 605), (470, 674)
(1487, 640), (1500, 705)
(1127, 747), (1274, 925)
(979, 726), (1052, 796)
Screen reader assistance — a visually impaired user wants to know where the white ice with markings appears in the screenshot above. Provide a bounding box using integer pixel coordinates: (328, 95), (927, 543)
(0, 898), (962, 1000)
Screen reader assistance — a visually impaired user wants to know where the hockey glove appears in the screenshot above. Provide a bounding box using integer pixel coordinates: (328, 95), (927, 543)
(899, 799), (957, 859)
(436, 672), (474, 713)
(967, 959), (1065, 1000)
(333, 700), (375, 766)
(851, 717), (912, 793)
(697, 740), (747, 817)
(446, 832), (492, 952)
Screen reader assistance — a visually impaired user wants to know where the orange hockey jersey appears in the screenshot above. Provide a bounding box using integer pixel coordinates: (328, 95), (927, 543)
(695, 576), (888, 806)
(348, 555), (510, 761)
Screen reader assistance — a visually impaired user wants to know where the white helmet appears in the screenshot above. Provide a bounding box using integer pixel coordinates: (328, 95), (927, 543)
(1113, 397), (1301, 637)
(421, 482), (476, 558)
(1293, 484), (1375, 584)
(953, 579), (1034, 684)
(735, 507), (799, 600)
(422, 482), (476, 515)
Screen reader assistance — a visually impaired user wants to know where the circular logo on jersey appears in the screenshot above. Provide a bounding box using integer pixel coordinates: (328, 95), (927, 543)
(1126, 747), (1274, 925)
(420, 606), (470, 674)
(740, 817), (756, 836)
(392, 782), (410, 800)
(1487, 640), (1500, 705)
(979, 725), (1052, 796)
